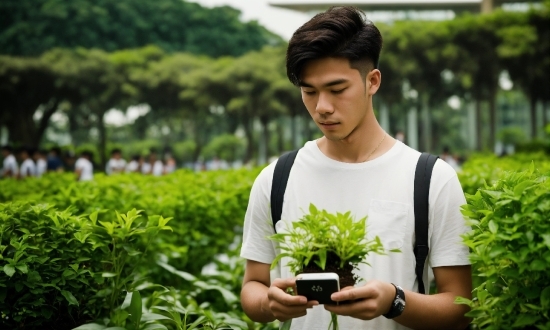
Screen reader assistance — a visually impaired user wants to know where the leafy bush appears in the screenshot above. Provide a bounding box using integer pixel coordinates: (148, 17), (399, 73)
(0, 203), (171, 329)
(458, 152), (550, 195)
(516, 140), (550, 155)
(496, 126), (526, 145)
(457, 164), (550, 329)
(0, 169), (258, 279)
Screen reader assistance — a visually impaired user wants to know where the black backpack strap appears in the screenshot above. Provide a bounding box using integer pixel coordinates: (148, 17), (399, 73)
(414, 153), (439, 294)
(270, 149), (299, 233)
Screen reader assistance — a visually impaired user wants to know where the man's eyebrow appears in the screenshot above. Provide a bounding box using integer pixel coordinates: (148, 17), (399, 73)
(299, 79), (349, 88)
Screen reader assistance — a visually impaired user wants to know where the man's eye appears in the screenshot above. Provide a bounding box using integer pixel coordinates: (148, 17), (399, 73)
(303, 90), (316, 95)
(332, 89), (345, 94)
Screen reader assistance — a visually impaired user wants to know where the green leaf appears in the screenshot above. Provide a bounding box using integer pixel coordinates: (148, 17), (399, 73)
(15, 264), (28, 274)
(102, 272), (117, 278)
(128, 291), (142, 325)
(530, 259), (546, 271)
(143, 325), (168, 330)
(454, 296), (472, 305)
(541, 286), (550, 309)
(140, 313), (172, 321)
(73, 324), (107, 330)
(513, 180), (534, 197)
(3, 264), (15, 277)
(488, 220), (498, 234)
(542, 234), (550, 248)
(512, 313), (540, 327)
(61, 290), (79, 306)
(89, 211), (98, 225)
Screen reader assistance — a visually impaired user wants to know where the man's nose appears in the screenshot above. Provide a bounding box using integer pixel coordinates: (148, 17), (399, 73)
(315, 92), (334, 115)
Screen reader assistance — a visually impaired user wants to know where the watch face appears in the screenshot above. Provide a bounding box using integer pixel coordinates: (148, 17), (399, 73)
(396, 297), (406, 312)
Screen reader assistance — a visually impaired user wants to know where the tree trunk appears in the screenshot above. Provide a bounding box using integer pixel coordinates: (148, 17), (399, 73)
(243, 115), (254, 164)
(277, 117), (285, 154)
(6, 110), (35, 147)
(488, 90), (496, 151)
(97, 109), (107, 169)
(543, 101), (548, 134)
(475, 99), (482, 151)
(259, 115), (270, 165)
(529, 96), (537, 139)
(34, 99), (59, 147)
(291, 115), (298, 149)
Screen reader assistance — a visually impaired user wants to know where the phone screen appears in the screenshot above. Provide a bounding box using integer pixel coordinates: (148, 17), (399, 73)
(295, 273), (340, 305)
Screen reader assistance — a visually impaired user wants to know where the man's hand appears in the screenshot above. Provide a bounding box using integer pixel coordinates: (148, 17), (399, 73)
(267, 277), (319, 321)
(324, 280), (395, 320)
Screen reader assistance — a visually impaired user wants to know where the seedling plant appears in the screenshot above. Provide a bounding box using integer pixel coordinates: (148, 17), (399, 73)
(270, 204), (394, 330)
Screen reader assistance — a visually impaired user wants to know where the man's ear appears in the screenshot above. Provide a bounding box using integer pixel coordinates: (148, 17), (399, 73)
(366, 69), (381, 95)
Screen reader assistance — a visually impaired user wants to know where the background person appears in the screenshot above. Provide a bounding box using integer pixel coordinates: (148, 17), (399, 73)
(18, 147), (37, 178)
(34, 149), (47, 178)
(74, 151), (94, 181)
(106, 148), (127, 175)
(126, 154), (142, 173)
(47, 147), (64, 172)
(164, 153), (176, 174)
(1, 145), (19, 178)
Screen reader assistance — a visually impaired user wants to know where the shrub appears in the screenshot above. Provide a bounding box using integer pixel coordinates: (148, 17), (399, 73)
(0, 203), (171, 329)
(457, 164), (550, 329)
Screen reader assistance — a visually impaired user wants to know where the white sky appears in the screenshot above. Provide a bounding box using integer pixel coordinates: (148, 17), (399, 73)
(189, 0), (311, 40)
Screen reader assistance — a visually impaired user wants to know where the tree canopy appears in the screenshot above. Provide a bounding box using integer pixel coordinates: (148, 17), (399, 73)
(0, 0), (283, 57)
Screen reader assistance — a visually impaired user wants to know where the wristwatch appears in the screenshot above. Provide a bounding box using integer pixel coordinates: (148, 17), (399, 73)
(383, 283), (406, 319)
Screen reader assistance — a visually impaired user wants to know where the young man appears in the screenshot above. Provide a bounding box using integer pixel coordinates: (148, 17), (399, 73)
(1, 145), (18, 178)
(74, 151), (94, 181)
(18, 147), (37, 178)
(34, 149), (48, 178)
(240, 7), (471, 330)
(47, 147), (64, 172)
(106, 148), (127, 175)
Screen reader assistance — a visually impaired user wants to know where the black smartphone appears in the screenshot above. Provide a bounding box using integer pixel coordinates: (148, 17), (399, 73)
(295, 272), (340, 305)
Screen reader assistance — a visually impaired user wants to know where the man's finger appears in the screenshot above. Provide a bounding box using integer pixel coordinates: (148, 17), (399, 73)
(272, 277), (297, 289)
(331, 285), (376, 302)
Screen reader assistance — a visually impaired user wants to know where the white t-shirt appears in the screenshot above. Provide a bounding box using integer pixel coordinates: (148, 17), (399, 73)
(2, 154), (18, 177)
(20, 159), (37, 178)
(240, 140), (470, 330)
(141, 162), (151, 174)
(75, 157), (93, 181)
(36, 158), (47, 177)
(106, 158), (127, 175)
(126, 160), (140, 173)
(152, 160), (164, 176)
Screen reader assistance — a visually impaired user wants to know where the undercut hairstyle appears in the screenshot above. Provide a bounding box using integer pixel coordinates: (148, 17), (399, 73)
(286, 6), (383, 86)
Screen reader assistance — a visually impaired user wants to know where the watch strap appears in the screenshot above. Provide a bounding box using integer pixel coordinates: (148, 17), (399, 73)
(383, 283), (406, 319)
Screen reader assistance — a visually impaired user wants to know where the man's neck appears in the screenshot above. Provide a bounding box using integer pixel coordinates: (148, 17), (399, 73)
(316, 117), (396, 163)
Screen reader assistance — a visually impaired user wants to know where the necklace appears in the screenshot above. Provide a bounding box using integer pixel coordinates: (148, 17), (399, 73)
(366, 132), (386, 161)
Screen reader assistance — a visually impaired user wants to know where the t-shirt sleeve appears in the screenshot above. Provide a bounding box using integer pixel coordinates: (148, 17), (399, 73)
(240, 163), (277, 265)
(428, 161), (471, 268)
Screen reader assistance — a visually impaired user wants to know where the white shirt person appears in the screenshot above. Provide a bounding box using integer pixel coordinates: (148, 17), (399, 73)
(75, 152), (94, 181)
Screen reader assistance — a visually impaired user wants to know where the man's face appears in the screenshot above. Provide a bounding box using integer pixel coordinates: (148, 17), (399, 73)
(299, 57), (371, 142)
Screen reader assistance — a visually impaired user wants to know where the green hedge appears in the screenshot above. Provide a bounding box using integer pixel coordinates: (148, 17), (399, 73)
(459, 164), (550, 329)
(0, 169), (259, 279)
(0, 204), (171, 329)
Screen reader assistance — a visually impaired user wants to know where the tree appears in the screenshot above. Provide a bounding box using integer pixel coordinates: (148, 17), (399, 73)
(497, 8), (550, 138)
(0, 0), (283, 57)
(0, 56), (58, 147)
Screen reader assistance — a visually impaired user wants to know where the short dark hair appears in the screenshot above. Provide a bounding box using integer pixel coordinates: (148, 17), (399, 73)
(286, 6), (383, 86)
(111, 148), (122, 155)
